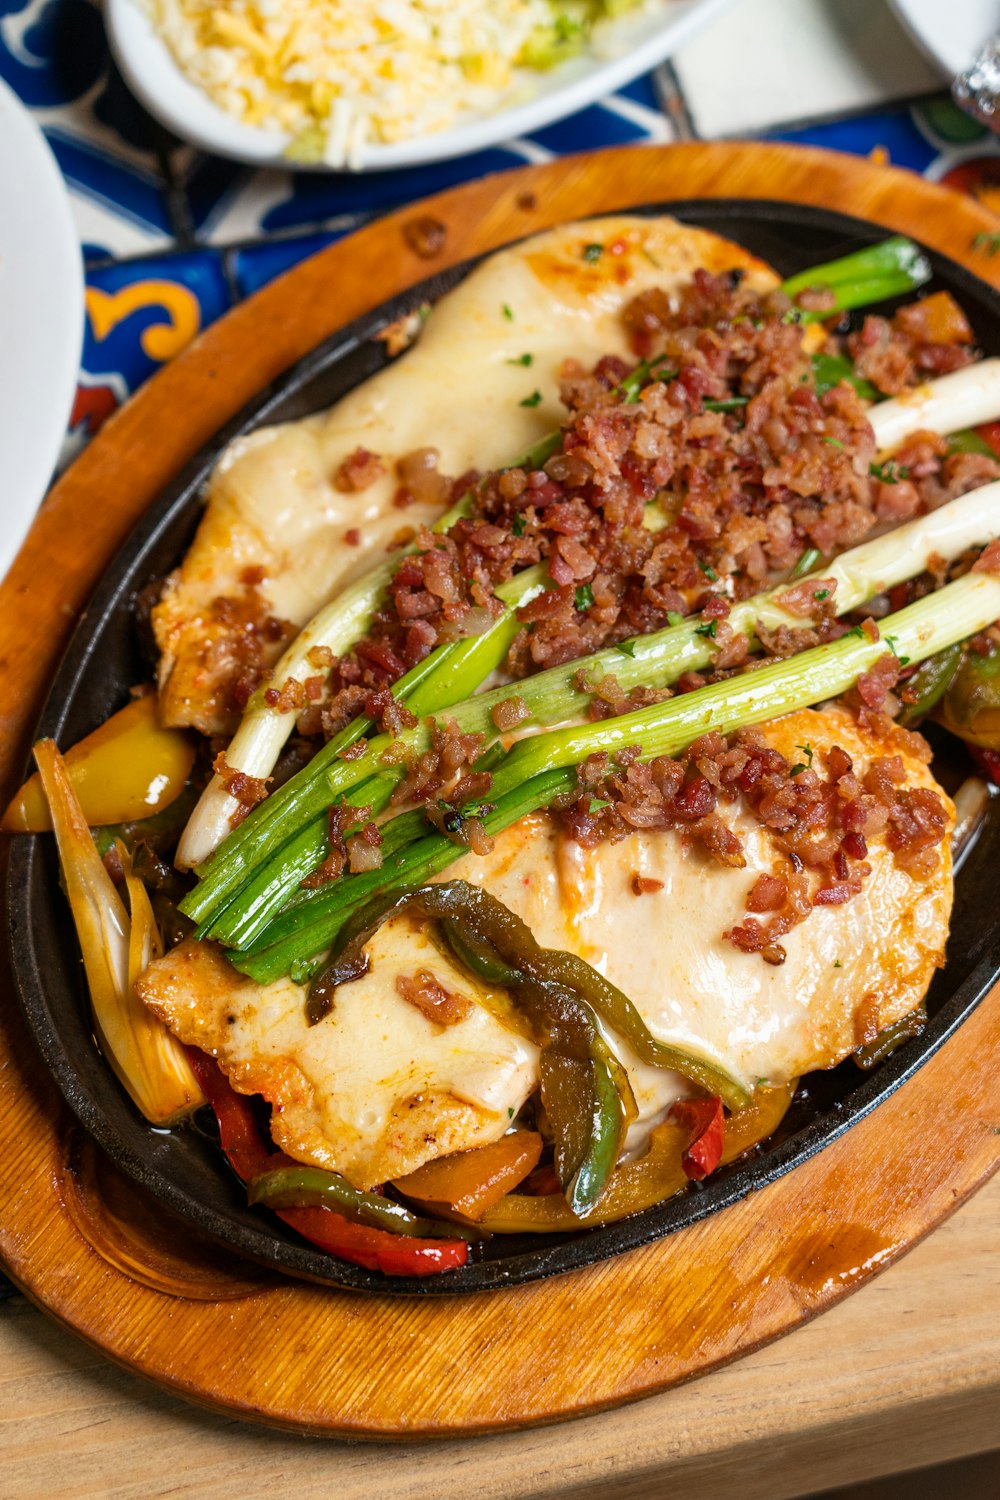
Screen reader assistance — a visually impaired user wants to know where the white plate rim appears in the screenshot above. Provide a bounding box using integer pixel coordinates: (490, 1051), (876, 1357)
(0, 78), (84, 583)
(106, 0), (737, 172)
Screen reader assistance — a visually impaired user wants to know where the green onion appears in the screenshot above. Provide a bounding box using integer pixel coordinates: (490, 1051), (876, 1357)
(194, 481), (1000, 950)
(781, 236), (931, 323)
(184, 563), (550, 942)
(811, 353), (880, 400)
(231, 567), (1000, 982)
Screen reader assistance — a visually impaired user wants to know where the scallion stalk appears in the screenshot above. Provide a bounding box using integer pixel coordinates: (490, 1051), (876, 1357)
(229, 568), (1000, 982)
(782, 236), (931, 322)
(193, 479), (1000, 948)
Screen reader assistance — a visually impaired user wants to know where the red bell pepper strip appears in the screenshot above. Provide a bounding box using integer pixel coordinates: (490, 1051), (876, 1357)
(668, 1095), (725, 1181)
(185, 1048), (468, 1275)
(968, 744), (1000, 787)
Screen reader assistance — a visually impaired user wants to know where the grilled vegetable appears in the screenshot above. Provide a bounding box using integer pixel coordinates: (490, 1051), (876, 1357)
(3, 696), (194, 832)
(31, 740), (203, 1125)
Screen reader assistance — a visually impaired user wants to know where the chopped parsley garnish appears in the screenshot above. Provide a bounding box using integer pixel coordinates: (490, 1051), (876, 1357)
(642, 247), (662, 269)
(502, 303), (514, 321)
(519, 390), (543, 408)
(582, 243), (604, 263)
(703, 397), (749, 413)
(508, 1107), (515, 1119)
(507, 352), (533, 367)
(616, 640), (637, 657)
(667, 610), (684, 627)
(588, 796), (611, 813)
(823, 436), (846, 450)
(847, 625), (866, 639)
(870, 459), (910, 484)
(697, 559), (718, 581)
(789, 743), (814, 776)
(512, 512), (526, 537)
(885, 634), (911, 666)
(833, 959), (842, 968)
(694, 620), (718, 639)
(575, 583), (594, 611)
(813, 588), (831, 601)
(781, 308), (803, 325)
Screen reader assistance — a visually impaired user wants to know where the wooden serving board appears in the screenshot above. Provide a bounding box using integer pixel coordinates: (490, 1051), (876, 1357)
(2, 142), (1000, 1437)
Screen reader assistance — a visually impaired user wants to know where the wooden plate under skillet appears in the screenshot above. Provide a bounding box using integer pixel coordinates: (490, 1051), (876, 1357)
(1, 142), (999, 1434)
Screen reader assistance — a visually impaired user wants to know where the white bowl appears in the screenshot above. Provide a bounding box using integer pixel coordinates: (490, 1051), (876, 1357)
(887, 0), (999, 80)
(106, 0), (737, 172)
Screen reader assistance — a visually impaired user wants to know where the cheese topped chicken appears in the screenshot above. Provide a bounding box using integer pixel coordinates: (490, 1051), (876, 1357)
(126, 213), (996, 1251)
(138, 707), (952, 1188)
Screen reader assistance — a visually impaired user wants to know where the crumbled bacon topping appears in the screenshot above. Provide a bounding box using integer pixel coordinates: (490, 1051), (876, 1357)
(553, 718), (948, 960)
(335, 446), (385, 493)
(395, 970), (472, 1026)
(213, 752), (271, 826)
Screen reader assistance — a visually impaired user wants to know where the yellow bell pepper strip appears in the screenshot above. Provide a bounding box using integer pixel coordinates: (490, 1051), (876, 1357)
(936, 643), (1000, 749)
(185, 1047), (471, 1275)
(308, 879), (749, 1110)
(247, 1166), (484, 1242)
(31, 740), (204, 1125)
(391, 1132), (543, 1220)
(3, 694), (194, 831)
(480, 1083), (796, 1233)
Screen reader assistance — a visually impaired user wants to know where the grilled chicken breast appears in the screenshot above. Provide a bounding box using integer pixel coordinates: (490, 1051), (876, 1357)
(138, 706), (952, 1188)
(152, 215), (776, 736)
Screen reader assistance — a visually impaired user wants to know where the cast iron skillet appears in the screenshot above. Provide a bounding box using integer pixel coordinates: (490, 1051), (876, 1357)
(8, 200), (1000, 1295)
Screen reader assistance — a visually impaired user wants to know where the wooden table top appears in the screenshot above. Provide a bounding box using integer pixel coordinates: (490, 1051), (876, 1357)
(3, 1172), (998, 1498)
(3, 141), (1000, 1487)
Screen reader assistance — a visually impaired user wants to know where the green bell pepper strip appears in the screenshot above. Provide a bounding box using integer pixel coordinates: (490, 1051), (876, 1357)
(247, 1166), (484, 1241)
(306, 879), (749, 1110)
(897, 643), (964, 727)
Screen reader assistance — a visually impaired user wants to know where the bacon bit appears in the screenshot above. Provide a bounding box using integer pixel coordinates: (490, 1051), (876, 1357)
(240, 564), (265, 587)
(855, 653), (900, 710)
(972, 538), (1000, 575)
(746, 873), (787, 913)
(631, 873), (664, 895)
(775, 577), (837, 618)
(395, 970), (472, 1026)
(465, 817), (495, 857)
(263, 678), (308, 712)
(669, 1096), (725, 1180)
(402, 215), (446, 259)
(338, 741), (368, 761)
(794, 285), (837, 313)
(213, 752), (271, 825)
(344, 528), (362, 546)
(307, 645), (336, 669)
(491, 696), (531, 732)
(860, 617), (880, 643)
(396, 446), (451, 507)
(301, 802), (374, 888)
(334, 446), (385, 493)
(813, 880), (862, 905)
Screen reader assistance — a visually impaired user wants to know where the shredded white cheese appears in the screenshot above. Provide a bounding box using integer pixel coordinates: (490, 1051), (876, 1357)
(146, 0), (654, 166)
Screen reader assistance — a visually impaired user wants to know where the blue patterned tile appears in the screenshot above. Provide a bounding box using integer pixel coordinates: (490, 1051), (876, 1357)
(768, 106), (937, 176)
(66, 249), (232, 460)
(233, 230), (340, 298)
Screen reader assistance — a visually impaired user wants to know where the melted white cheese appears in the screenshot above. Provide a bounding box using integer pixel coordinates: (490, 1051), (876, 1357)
(153, 215), (777, 732)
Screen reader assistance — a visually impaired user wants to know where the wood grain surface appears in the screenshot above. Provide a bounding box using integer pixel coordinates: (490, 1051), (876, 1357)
(2, 142), (1000, 1441)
